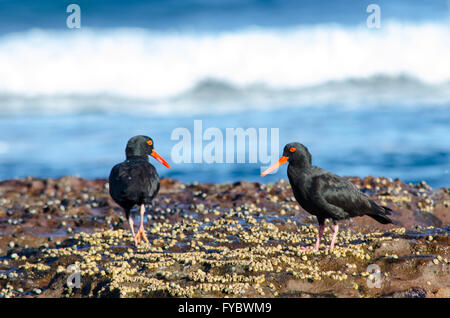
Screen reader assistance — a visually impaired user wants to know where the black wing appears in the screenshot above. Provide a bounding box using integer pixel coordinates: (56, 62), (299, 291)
(310, 173), (382, 221)
(108, 160), (160, 210)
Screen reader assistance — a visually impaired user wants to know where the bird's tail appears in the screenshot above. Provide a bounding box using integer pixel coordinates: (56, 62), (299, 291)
(367, 200), (393, 224)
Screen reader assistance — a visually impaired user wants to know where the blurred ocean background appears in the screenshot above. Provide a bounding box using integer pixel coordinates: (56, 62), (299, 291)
(0, 0), (449, 187)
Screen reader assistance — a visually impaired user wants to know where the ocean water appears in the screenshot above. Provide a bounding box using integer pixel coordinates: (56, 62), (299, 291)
(0, 0), (449, 187)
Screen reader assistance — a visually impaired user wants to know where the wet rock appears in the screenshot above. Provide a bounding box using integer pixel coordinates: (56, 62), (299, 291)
(391, 287), (427, 298)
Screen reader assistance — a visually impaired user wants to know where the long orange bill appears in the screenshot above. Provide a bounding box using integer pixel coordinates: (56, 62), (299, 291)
(151, 150), (171, 168)
(261, 156), (288, 177)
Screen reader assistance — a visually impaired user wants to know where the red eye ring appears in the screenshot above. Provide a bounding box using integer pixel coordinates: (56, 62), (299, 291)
(147, 140), (153, 146)
(289, 147), (296, 153)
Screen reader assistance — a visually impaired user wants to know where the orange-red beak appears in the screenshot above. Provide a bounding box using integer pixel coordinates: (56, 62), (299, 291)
(261, 156), (288, 176)
(151, 150), (171, 168)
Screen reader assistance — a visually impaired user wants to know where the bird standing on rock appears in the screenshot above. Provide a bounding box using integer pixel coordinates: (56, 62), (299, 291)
(109, 135), (170, 246)
(261, 142), (393, 250)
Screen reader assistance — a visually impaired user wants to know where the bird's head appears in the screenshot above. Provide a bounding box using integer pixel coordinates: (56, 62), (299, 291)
(261, 142), (311, 176)
(125, 135), (171, 168)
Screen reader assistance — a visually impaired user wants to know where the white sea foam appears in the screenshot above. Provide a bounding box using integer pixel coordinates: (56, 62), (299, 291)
(0, 21), (449, 115)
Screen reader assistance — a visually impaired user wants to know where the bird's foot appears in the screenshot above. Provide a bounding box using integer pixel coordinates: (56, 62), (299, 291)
(324, 242), (337, 252)
(134, 226), (149, 246)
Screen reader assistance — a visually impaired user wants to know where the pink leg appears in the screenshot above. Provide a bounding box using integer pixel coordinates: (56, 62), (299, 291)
(327, 224), (339, 250)
(128, 215), (138, 246)
(139, 204), (145, 229)
(302, 224), (324, 251)
(135, 204), (149, 245)
(313, 224), (324, 250)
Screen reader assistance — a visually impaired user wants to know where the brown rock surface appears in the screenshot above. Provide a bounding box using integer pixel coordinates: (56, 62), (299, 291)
(0, 176), (448, 298)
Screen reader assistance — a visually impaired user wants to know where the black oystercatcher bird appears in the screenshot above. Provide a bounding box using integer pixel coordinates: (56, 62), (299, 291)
(261, 142), (392, 250)
(109, 135), (170, 246)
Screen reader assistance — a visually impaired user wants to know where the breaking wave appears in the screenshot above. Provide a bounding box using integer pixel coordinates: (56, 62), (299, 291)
(0, 21), (449, 115)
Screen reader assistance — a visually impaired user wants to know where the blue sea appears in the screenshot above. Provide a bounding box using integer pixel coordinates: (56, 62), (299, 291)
(0, 0), (449, 187)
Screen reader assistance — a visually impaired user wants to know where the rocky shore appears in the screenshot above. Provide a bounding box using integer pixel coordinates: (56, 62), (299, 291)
(0, 176), (448, 298)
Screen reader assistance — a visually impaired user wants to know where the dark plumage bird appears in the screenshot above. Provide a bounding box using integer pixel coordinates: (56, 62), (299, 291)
(261, 142), (393, 250)
(109, 135), (170, 246)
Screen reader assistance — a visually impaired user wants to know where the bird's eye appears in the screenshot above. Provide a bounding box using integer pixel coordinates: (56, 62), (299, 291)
(147, 140), (153, 146)
(290, 147), (296, 153)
